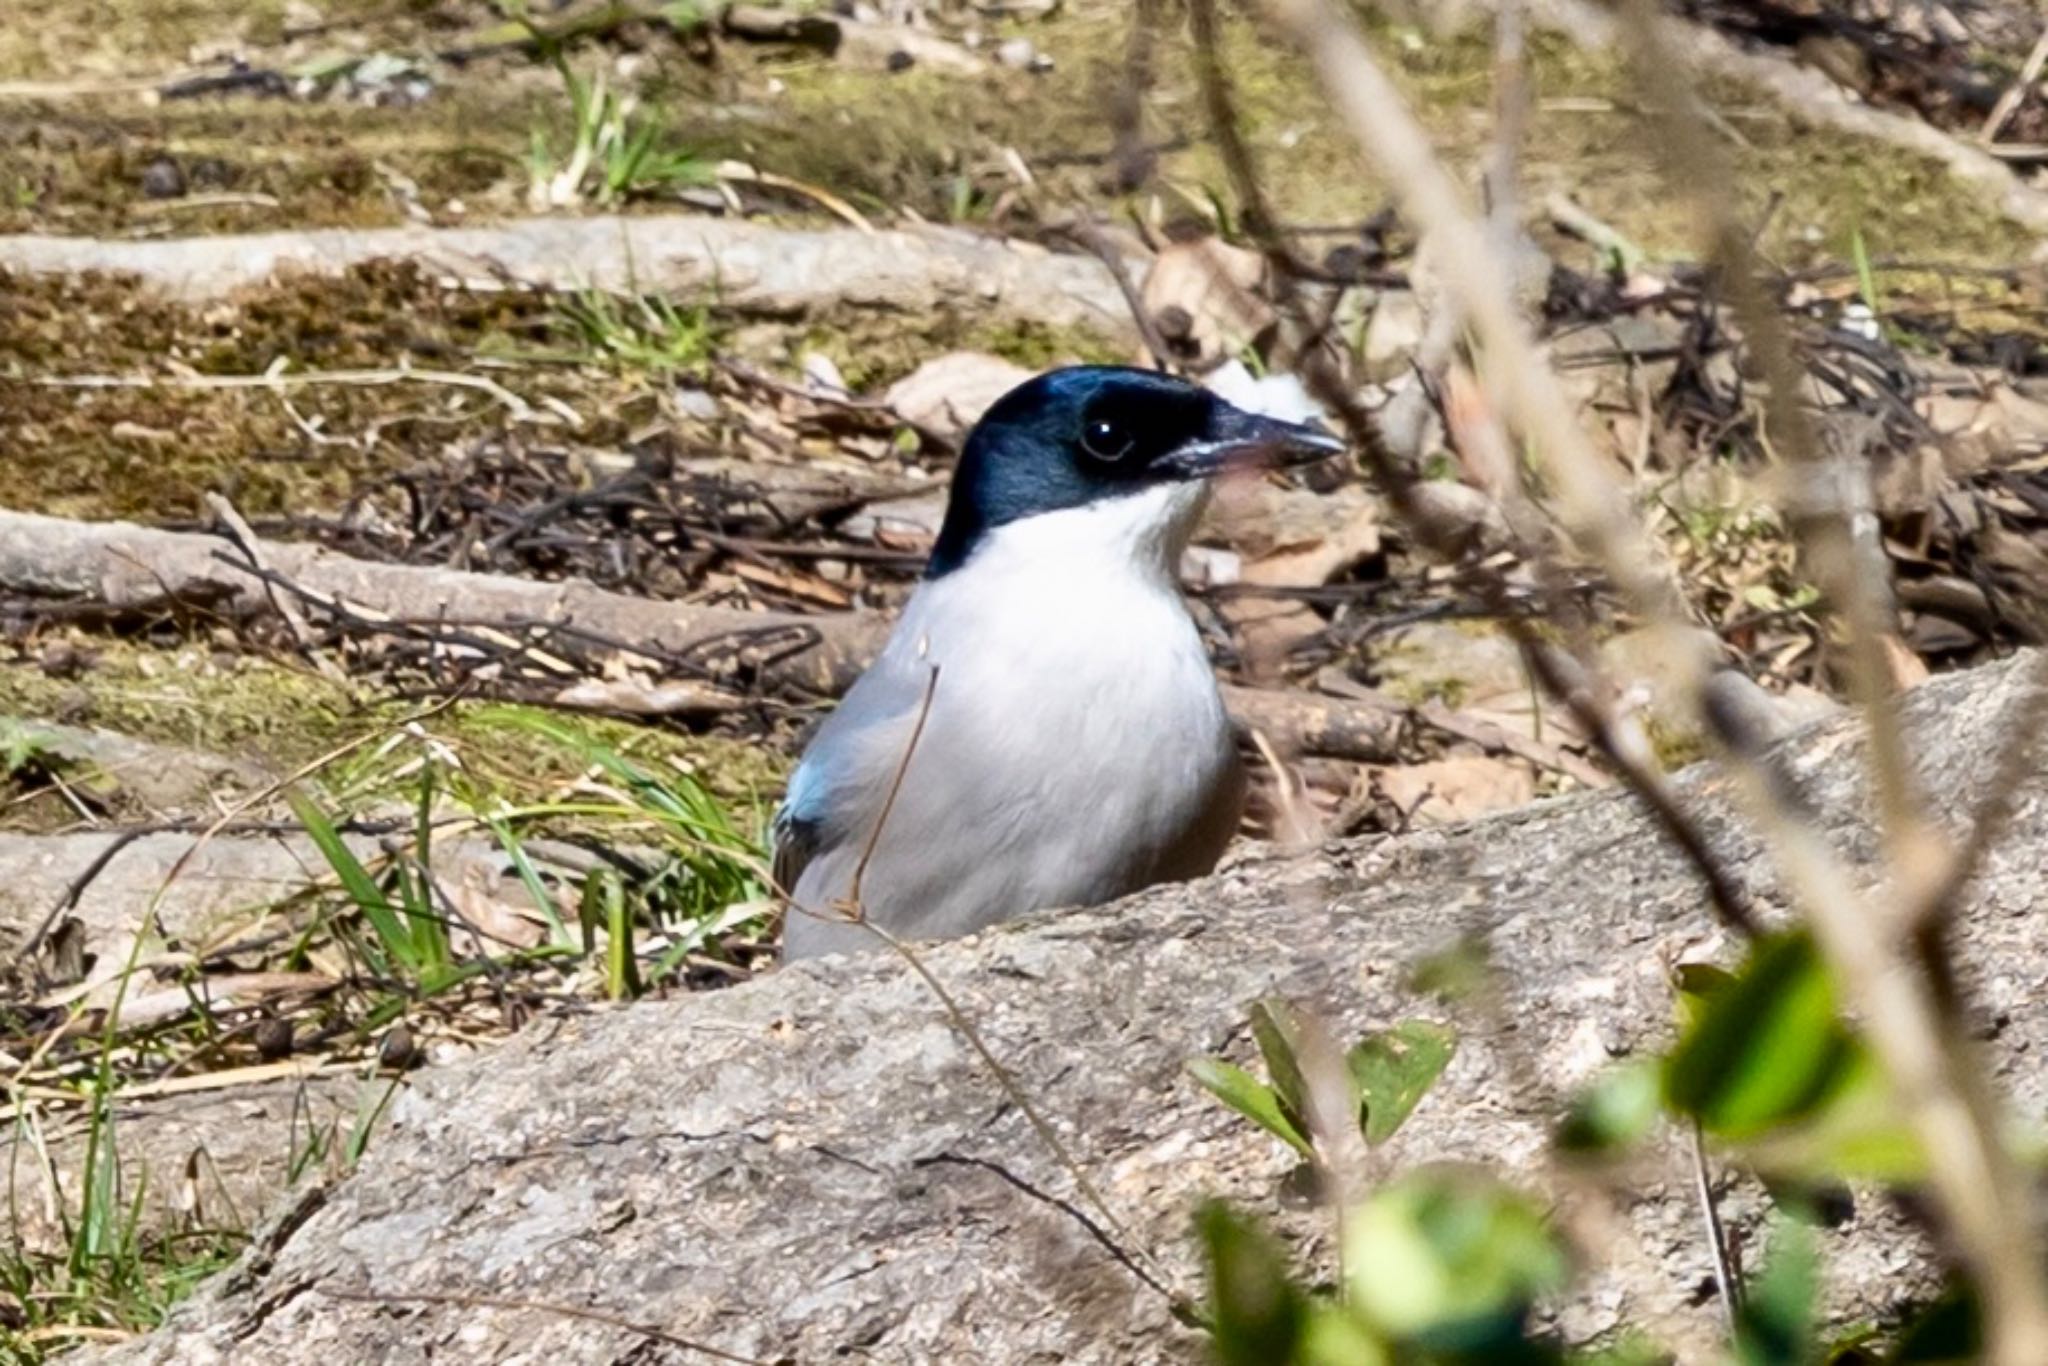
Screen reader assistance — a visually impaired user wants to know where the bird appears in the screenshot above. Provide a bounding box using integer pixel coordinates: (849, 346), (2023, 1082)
(774, 365), (1344, 961)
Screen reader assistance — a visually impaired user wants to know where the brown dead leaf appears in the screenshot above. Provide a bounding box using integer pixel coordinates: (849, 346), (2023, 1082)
(732, 558), (855, 609)
(440, 859), (548, 955)
(1370, 756), (1536, 827)
(1878, 631), (1932, 689)
(885, 352), (1034, 441)
(1241, 502), (1382, 590)
(1919, 380), (2048, 481)
(1139, 238), (1272, 365)
(1219, 492), (1380, 673)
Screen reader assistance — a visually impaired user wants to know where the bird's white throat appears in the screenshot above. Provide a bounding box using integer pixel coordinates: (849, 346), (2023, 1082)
(957, 481), (1210, 595)
(897, 480), (1217, 697)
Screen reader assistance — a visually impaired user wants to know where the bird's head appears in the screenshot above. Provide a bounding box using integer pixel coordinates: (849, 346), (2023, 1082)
(927, 365), (1345, 579)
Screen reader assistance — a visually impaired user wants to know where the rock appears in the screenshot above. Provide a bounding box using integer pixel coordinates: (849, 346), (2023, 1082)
(0, 718), (271, 813)
(105, 655), (2048, 1364)
(837, 20), (987, 74)
(11, 1074), (371, 1256)
(799, 349), (850, 396)
(140, 155), (187, 200)
(1369, 618), (1528, 711)
(0, 829), (573, 986)
(1202, 359), (1330, 428)
(993, 37), (1040, 69)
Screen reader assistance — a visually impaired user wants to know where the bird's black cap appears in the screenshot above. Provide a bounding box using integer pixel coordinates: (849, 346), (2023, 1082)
(926, 366), (1343, 578)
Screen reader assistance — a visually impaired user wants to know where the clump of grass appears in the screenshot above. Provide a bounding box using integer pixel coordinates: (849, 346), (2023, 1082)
(526, 47), (714, 210)
(293, 708), (767, 1020)
(552, 287), (716, 375)
(3, 1084), (242, 1359)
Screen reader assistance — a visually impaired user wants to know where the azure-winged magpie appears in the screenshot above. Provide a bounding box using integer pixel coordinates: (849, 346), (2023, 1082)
(775, 365), (1343, 961)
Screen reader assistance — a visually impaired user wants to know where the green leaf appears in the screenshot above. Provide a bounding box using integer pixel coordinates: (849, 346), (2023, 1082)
(1556, 1061), (1661, 1156)
(1197, 1202), (1309, 1366)
(1249, 1000), (1312, 1126)
(487, 814), (574, 949)
(584, 867), (638, 1000)
(288, 787), (416, 972)
(1735, 1219), (1819, 1366)
(1672, 962), (1736, 1030)
(1344, 1168), (1568, 1348)
(1886, 1288), (1979, 1364)
(1189, 1058), (1313, 1157)
(1348, 1020), (1456, 1145)
(1740, 1050), (1927, 1182)
(1569, 1335), (1674, 1366)
(1297, 1303), (1390, 1366)
(0, 717), (58, 777)
(1851, 227), (1882, 319)
(1665, 933), (1859, 1139)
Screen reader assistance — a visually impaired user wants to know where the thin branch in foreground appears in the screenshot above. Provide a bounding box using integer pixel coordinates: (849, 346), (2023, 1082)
(1251, 2), (2048, 1359)
(1258, 0), (1687, 634)
(773, 665), (1188, 1312)
(1614, 0), (1933, 886)
(1614, 8), (2048, 1360)
(1189, 0), (1759, 938)
(1689, 1120), (1741, 1336)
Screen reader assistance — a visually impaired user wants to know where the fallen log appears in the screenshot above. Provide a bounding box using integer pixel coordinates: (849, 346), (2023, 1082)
(0, 510), (1424, 763)
(0, 510), (889, 697)
(0, 216), (1140, 341)
(101, 651), (2048, 1363)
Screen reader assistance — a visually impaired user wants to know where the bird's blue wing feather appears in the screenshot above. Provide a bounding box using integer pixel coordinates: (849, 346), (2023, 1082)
(770, 650), (929, 897)
(770, 759), (828, 895)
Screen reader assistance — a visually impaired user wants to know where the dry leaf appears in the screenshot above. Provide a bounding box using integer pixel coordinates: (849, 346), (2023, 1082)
(885, 352), (1035, 441)
(1371, 756), (1536, 826)
(1139, 238), (1271, 365)
(441, 860), (548, 955)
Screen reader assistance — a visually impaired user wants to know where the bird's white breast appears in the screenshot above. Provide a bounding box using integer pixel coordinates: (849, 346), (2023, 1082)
(782, 482), (1244, 956)
(898, 482), (1235, 870)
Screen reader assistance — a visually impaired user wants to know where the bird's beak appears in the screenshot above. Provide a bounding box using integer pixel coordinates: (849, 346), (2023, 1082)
(1149, 406), (1347, 481)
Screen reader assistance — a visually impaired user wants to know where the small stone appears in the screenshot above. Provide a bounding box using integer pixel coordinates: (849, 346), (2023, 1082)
(140, 155), (186, 200)
(800, 351), (849, 396)
(885, 49), (915, 73)
(672, 386), (721, 421)
(38, 641), (90, 679)
(379, 1022), (419, 1071)
(254, 1017), (295, 1060)
(994, 37), (1037, 69)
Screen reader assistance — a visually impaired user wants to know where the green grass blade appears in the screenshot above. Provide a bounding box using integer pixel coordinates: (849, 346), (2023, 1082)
(486, 815), (575, 949)
(287, 787), (418, 973)
(1851, 226), (1881, 319)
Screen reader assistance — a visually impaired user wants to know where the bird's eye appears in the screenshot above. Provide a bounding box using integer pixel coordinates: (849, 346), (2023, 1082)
(1081, 416), (1135, 462)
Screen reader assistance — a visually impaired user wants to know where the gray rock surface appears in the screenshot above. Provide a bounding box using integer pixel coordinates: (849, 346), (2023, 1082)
(104, 652), (2048, 1364)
